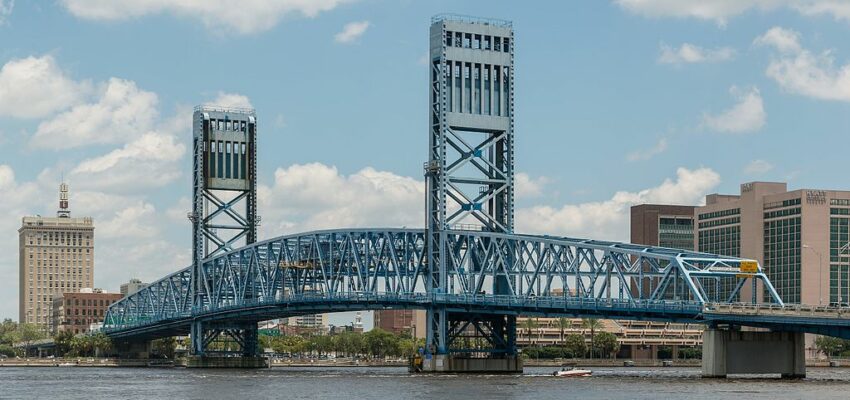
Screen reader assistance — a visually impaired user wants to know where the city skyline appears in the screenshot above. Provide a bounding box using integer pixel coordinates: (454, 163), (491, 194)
(1, 0), (849, 324)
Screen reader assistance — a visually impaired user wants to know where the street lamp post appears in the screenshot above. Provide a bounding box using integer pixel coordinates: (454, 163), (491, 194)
(803, 245), (823, 306)
(840, 242), (850, 307)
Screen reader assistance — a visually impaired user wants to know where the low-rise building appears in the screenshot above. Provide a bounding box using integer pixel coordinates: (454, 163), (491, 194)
(120, 278), (148, 297)
(51, 288), (122, 335)
(374, 309), (426, 338)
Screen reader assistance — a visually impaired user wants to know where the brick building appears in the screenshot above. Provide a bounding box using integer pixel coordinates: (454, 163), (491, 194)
(51, 289), (122, 335)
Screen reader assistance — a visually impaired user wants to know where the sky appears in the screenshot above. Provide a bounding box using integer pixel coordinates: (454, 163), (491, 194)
(0, 0), (849, 326)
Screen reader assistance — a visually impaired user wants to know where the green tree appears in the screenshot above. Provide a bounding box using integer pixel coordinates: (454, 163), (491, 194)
(364, 328), (398, 359)
(54, 330), (75, 357)
(15, 323), (46, 356)
(0, 344), (15, 357)
(815, 336), (844, 358)
(592, 331), (619, 359)
(91, 332), (113, 357)
(0, 319), (18, 345)
(563, 333), (587, 358)
(557, 318), (570, 343)
(581, 318), (602, 359)
(521, 318), (539, 344)
(314, 335), (334, 356)
(70, 335), (92, 357)
(152, 337), (177, 359)
(338, 331), (366, 357)
(274, 335), (306, 356)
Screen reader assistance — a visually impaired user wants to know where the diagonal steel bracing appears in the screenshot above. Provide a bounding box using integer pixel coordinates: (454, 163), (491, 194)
(104, 228), (789, 340)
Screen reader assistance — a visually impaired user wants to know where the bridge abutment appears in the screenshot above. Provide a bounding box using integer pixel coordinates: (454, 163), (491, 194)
(187, 321), (267, 368)
(185, 356), (269, 368)
(114, 339), (152, 360)
(701, 328), (805, 378)
(419, 355), (523, 373)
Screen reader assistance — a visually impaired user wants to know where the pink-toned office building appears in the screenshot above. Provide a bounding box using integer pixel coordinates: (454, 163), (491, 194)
(695, 182), (850, 306)
(695, 182), (850, 357)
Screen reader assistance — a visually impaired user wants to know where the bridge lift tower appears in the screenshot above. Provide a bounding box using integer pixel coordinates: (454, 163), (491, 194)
(424, 14), (521, 372)
(188, 106), (264, 367)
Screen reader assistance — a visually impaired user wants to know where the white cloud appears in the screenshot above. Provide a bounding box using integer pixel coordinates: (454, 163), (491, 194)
(626, 137), (668, 161)
(658, 43), (735, 64)
(794, 1), (850, 23)
(515, 173), (550, 199)
(0, 165), (51, 320)
(166, 196), (192, 224)
(755, 27), (850, 102)
(98, 201), (159, 239)
(615, 0), (780, 26)
(0, 0), (13, 25)
(0, 55), (91, 119)
(260, 162), (719, 245)
(334, 20), (370, 44)
(616, 0), (850, 27)
(70, 132), (186, 192)
(516, 167), (720, 241)
(702, 86), (766, 133)
(744, 159), (774, 175)
(205, 92), (253, 109)
(258, 163), (423, 235)
(753, 26), (801, 53)
(30, 78), (159, 149)
(61, 0), (350, 35)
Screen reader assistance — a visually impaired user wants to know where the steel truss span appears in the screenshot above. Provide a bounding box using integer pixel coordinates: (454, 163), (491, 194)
(105, 228), (850, 343)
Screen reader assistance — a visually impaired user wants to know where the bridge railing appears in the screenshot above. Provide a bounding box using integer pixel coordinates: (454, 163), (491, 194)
(705, 302), (850, 318)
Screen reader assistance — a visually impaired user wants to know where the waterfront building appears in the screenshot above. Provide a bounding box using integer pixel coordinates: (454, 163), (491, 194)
(120, 278), (148, 297)
(518, 287), (702, 359)
(51, 288), (122, 335)
(695, 182), (850, 306)
(18, 183), (94, 332)
(374, 310), (426, 338)
(515, 317), (702, 359)
(284, 314), (328, 334)
(630, 204), (696, 250)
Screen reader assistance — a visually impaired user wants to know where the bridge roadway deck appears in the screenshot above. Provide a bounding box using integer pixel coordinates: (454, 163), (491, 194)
(104, 293), (850, 340)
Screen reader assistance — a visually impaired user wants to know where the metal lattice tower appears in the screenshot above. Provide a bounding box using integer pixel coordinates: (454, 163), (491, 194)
(426, 14), (516, 360)
(190, 106), (259, 357)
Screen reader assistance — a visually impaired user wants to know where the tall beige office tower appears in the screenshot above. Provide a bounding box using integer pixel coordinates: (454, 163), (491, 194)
(695, 182), (850, 306)
(18, 183), (94, 332)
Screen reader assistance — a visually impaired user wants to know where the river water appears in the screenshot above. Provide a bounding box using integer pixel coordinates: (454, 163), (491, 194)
(1, 366), (849, 399)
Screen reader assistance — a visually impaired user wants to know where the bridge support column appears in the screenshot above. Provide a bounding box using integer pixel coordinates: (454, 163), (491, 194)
(113, 339), (152, 360)
(419, 311), (522, 374)
(702, 329), (805, 378)
(187, 320), (267, 368)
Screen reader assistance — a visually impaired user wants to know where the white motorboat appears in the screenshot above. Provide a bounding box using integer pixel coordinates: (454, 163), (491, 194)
(553, 367), (592, 377)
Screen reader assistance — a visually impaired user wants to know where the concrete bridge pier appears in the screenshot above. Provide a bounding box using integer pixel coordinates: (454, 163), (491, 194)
(420, 354), (523, 373)
(113, 339), (152, 359)
(701, 328), (805, 378)
(186, 320), (268, 368)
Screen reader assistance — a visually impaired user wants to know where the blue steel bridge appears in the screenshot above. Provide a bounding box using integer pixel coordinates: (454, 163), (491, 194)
(103, 229), (850, 343)
(103, 14), (849, 374)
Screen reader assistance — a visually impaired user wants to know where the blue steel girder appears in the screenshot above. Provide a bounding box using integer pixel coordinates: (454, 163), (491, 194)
(103, 228), (808, 339)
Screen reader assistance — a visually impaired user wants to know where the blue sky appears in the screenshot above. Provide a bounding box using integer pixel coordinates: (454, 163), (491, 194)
(1, 0), (849, 324)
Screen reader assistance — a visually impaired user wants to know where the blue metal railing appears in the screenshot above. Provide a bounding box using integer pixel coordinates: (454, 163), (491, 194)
(103, 292), (704, 333)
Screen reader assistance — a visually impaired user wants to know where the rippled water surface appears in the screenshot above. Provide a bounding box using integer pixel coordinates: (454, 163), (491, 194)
(2, 366), (850, 399)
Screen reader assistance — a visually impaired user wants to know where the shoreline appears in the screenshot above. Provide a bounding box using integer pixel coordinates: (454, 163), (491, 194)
(1, 358), (846, 368)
